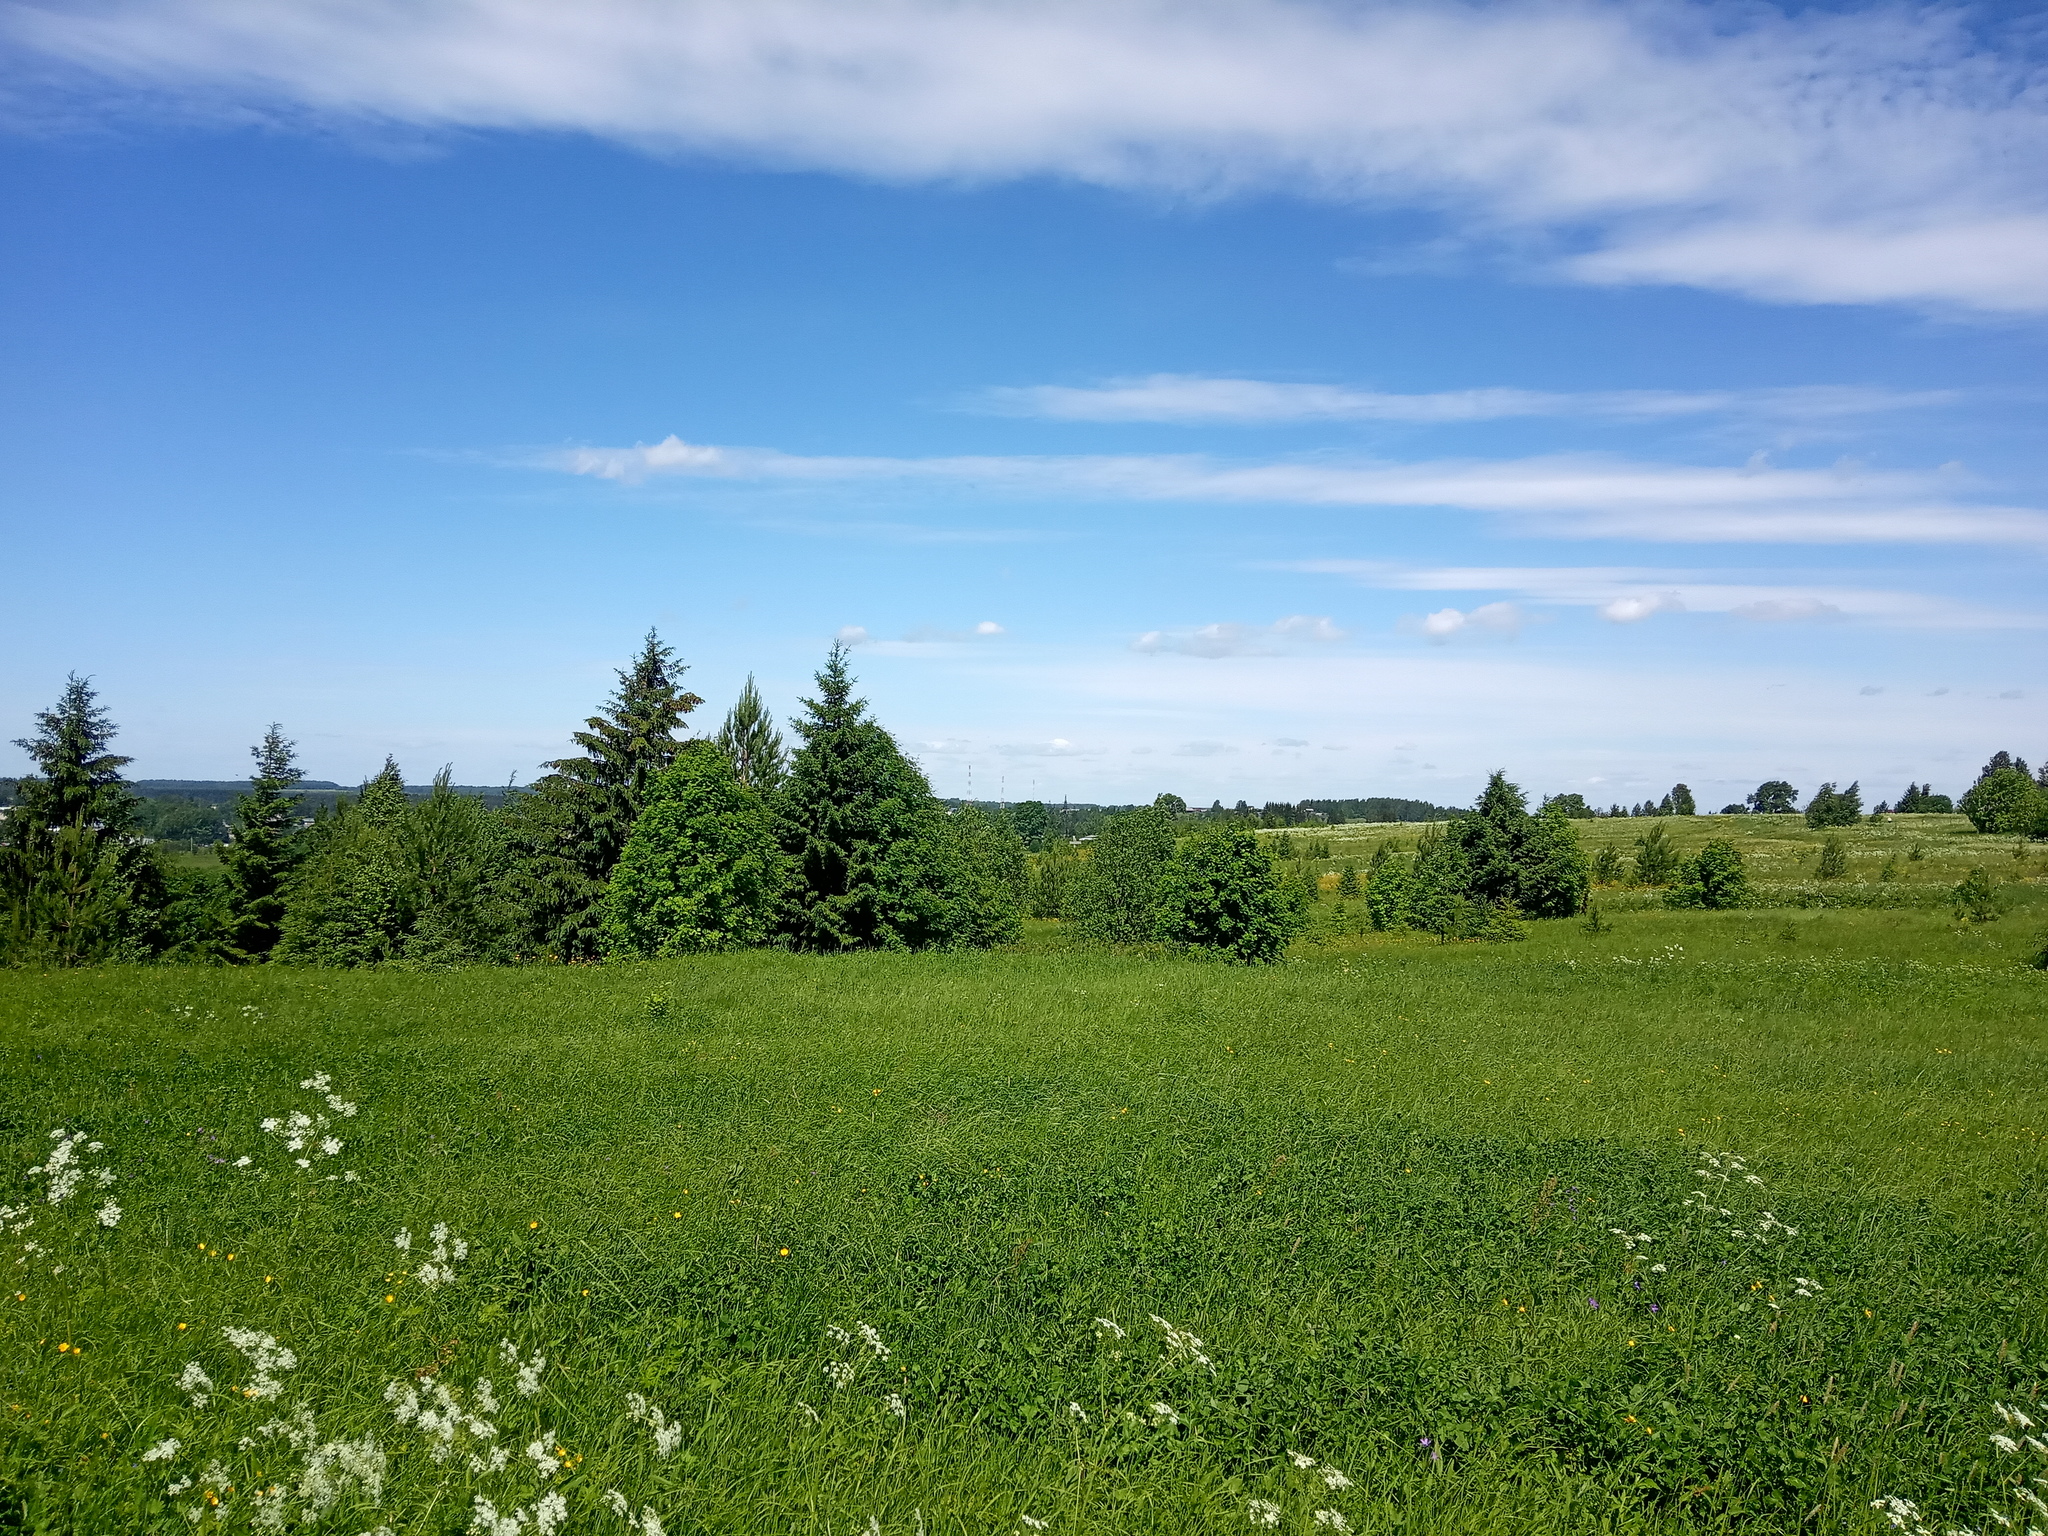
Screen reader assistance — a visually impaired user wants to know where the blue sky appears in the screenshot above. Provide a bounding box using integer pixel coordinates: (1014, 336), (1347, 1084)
(2, 1), (2044, 811)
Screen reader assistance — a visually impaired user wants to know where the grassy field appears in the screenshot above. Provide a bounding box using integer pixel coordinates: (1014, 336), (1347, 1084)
(3, 820), (2045, 1534)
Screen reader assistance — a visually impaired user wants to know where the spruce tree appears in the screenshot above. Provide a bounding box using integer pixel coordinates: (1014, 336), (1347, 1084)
(502, 632), (702, 960)
(218, 725), (303, 962)
(1517, 803), (1590, 917)
(714, 673), (787, 793)
(775, 644), (956, 950)
(0, 675), (163, 964)
(1452, 771), (1532, 906)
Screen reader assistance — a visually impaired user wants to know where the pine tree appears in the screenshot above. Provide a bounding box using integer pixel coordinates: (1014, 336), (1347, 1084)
(0, 675), (163, 964)
(502, 632), (703, 960)
(218, 725), (303, 962)
(1804, 781), (1863, 829)
(714, 674), (787, 793)
(1336, 863), (1361, 898)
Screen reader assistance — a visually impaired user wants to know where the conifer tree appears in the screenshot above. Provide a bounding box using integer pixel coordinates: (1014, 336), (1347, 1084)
(1517, 803), (1590, 917)
(218, 725), (303, 962)
(714, 674), (787, 793)
(1453, 771), (1531, 905)
(0, 675), (163, 964)
(776, 644), (965, 950)
(502, 632), (702, 960)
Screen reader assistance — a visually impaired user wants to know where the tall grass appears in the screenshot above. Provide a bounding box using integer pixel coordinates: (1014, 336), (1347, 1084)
(2, 894), (2044, 1532)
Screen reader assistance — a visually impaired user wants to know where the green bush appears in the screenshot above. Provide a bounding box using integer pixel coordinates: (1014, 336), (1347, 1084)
(1630, 825), (1681, 886)
(1666, 839), (1750, 909)
(1816, 834), (1849, 880)
(1804, 781), (1863, 829)
(602, 746), (792, 957)
(1952, 866), (2001, 923)
(1959, 767), (2043, 835)
(1151, 823), (1307, 963)
(1065, 806), (1177, 944)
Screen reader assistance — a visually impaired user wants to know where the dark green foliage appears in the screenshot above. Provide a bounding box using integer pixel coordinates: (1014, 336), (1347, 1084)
(1274, 830), (1295, 859)
(1300, 795), (1460, 823)
(1150, 822), (1307, 963)
(278, 763), (510, 967)
(217, 725), (303, 963)
(713, 673), (786, 793)
(502, 633), (703, 960)
(1667, 839), (1750, 909)
(1631, 825), (1680, 886)
(603, 746), (792, 957)
(1065, 805), (1177, 944)
(1816, 834), (1850, 880)
(1747, 780), (1798, 815)
(0, 675), (164, 965)
(1539, 792), (1593, 818)
(1515, 804), (1590, 918)
(1718, 802), (1747, 814)
(1591, 845), (1625, 885)
(1335, 863), (1360, 898)
(1803, 781), (1863, 828)
(131, 795), (231, 848)
(1453, 771), (1531, 906)
(1959, 767), (2042, 835)
(1668, 782), (1697, 815)
(1007, 800), (1050, 851)
(1028, 836), (1078, 919)
(1152, 792), (1188, 814)
(1952, 866), (2001, 923)
(776, 646), (1016, 952)
(1892, 782), (1953, 814)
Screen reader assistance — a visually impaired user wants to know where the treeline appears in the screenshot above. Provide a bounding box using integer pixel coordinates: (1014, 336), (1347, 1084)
(0, 639), (1301, 968)
(1536, 758), (2047, 833)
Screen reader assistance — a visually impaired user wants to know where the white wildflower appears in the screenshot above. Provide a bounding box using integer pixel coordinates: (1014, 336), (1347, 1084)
(143, 1438), (181, 1462)
(177, 1362), (214, 1407)
(325, 1094), (357, 1117)
(342, 1170), (359, 1182)
(96, 1201), (121, 1228)
(1150, 1314), (1213, 1370)
(526, 1435), (562, 1477)
(1289, 1452), (1316, 1469)
(394, 1228), (411, 1251)
(626, 1393), (684, 1457)
(605, 1492), (630, 1518)
(300, 1073), (332, 1092)
(856, 1321), (890, 1359)
(1322, 1468), (1354, 1491)
(1148, 1401), (1182, 1427)
(1649, 1263), (1668, 1273)
(473, 1378), (500, 1416)
(224, 1327), (298, 1398)
(234, 1156), (252, 1168)
(826, 1324), (852, 1347)
(1093, 1317), (1126, 1340)
(1020, 1519), (1048, 1531)
(260, 1118), (282, 1133)
(93, 1168), (116, 1187)
(165, 1476), (194, 1496)
(1248, 1498), (1282, 1528)
(883, 1392), (907, 1420)
(1998, 1404), (2037, 1431)
(1066, 1402), (1087, 1422)
(1994, 1435), (2023, 1455)
(295, 1158), (312, 1169)
(1313, 1512), (1351, 1532)
(825, 1361), (855, 1389)
(320, 1138), (342, 1157)
(2019, 1487), (2048, 1517)
(795, 1400), (821, 1425)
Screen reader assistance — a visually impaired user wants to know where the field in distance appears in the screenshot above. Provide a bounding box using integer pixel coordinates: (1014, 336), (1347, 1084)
(2, 873), (2044, 1533)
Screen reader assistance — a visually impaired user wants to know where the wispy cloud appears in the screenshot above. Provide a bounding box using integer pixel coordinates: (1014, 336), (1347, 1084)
(1132, 614), (1347, 658)
(1283, 561), (2048, 629)
(11, 1), (2048, 312)
(539, 435), (2048, 548)
(1405, 602), (1526, 644)
(980, 376), (1961, 426)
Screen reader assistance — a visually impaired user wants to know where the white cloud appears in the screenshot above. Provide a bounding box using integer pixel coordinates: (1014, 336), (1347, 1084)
(1411, 601), (1524, 643)
(1132, 614), (1347, 658)
(974, 620), (1004, 635)
(835, 624), (869, 645)
(982, 376), (1959, 426)
(994, 737), (1101, 758)
(1173, 741), (1236, 757)
(13, 1), (2048, 312)
(1270, 736), (1309, 747)
(1285, 560), (2043, 630)
(540, 436), (2048, 548)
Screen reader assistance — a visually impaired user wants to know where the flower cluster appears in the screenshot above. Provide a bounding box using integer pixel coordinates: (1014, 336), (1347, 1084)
(1248, 1450), (1357, 1531)
(247, 1072), (360, 1183)
(393, 1222), (469, 1290)
(625, 1392), (683, 1458)
(603, 1489), (667, 1535)
(8, 1129), (121, 1270)
(1150, 1313), (1214, 1371)
(817, 1322), (908, 1423)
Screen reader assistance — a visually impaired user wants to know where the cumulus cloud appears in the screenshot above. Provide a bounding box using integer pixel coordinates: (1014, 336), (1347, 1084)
(835, 624), (869, 645)
(1600, 592), (1686, 623)
(983, 376), (1959, 426)
(1132, 614), (1347, 658)
(11, 1), (2048, 312)
(1411, 602), (1525, 643)
(537, 436), (2048, 548)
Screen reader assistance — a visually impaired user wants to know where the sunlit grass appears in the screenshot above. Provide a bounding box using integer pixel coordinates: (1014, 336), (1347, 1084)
(2, 894), (2044, 1532)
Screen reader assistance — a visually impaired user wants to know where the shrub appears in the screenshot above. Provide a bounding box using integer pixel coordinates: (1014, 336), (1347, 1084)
(1959, 767), (2043, 836)
(1591, 845), (1625, 885)
(1065, 806), (1177, 944)
(1630, 825), (1681, 886)
(1151, 823), (1307, 963)
(1816, 835), (1849, 880)
(1667, 839), (1751, 909)
(1952, 866), (2000, 923)
(1515, 805), (1590, 918)
(602, 747), (792, 957)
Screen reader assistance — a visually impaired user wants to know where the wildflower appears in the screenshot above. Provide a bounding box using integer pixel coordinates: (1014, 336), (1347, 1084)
(222, 1327), (298, 1399)
(1322, 1468), (1354, 1491)
(1066, 1402), (1087, 1422)
(1151, 1314), (1214, 1370)
(825, 1361), (856, 1389)
(96, 1201), (121, 1228)
(1991, 1433), (2021, 1454)
(320, 1138), (342, 1157)
(526, 1435), (563, 1477)
(143, 1438), (181, 1461)
(627, 1393), (684, 1457)
(1649, 1263), (1667, 1274)
(883, 1392), (907, 1420)
(1093, 1317), (1127, 1340)
(856, 1321), (890, 1359)
(301, 1073), (331, 1092)
(1021, 1519), (1049, 1532)
(1312, 1512), (1351, 1532)
(178, 1362), (215, 1407)
(1289, 1452), (1316, 1469)
(1148, 1401), (1182, 1427)
(1996, 1403), (2036, 1431)
(1248, 1498), (1282, 1528)
(795, 1400), (821, 1425)
(233, 1157), (252, 1169)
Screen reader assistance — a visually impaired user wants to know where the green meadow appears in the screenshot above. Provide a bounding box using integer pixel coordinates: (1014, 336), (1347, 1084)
(3, 816), (2045, 1535)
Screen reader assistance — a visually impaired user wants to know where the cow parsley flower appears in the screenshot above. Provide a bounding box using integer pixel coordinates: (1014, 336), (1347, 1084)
(1289, 1452), (1316, 1469)
(1148, 1401), (1182, 1427)
(1093, 1317), (1126, 1340)
(1312, 1511), (1351, 1531)
(626, 1393), (684, 1457)
(143, 1438), (181, 1462)
(1322, 1468), (1353, 1491)
(223, 1327), (298, 1399)
(824, 1361), (855, 1389)
(96, 1201), (121, 1228)
(882, 1393), (907, 1420)
(178, 1362), (215, 1407)
(1247, 1497), (1282, 1527)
